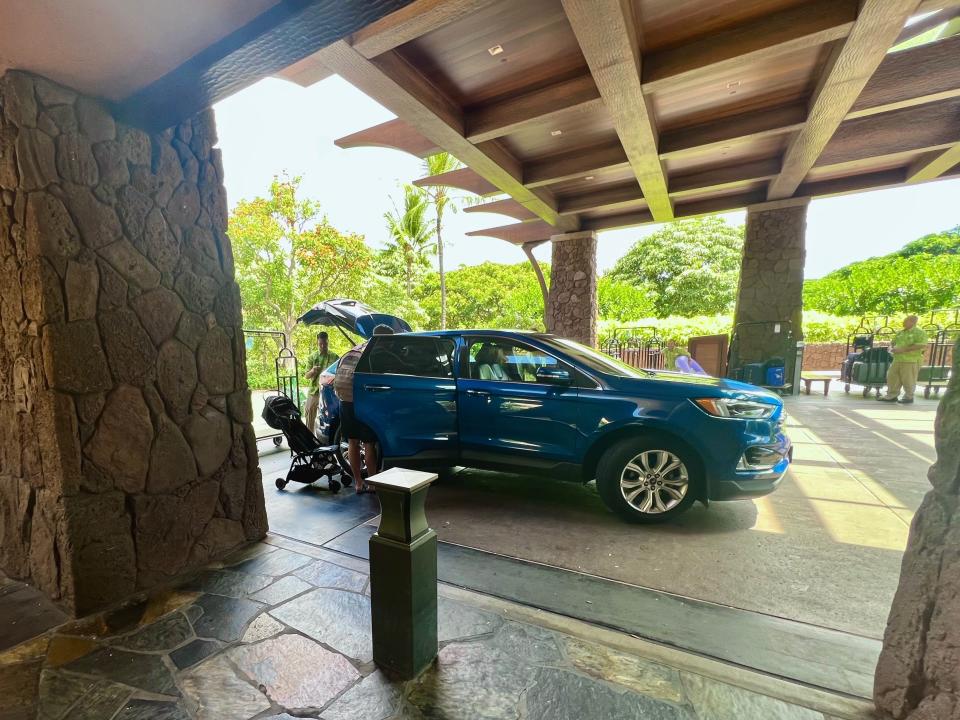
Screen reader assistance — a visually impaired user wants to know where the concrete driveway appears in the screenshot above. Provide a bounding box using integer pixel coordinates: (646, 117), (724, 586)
(259, 392), (935, 642)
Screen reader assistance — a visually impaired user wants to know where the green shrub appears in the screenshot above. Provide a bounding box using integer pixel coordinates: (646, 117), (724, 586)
(598, 312), (865, 348)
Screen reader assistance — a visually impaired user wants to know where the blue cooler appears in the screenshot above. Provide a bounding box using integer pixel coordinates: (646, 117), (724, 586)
(765, 365), (785, 386)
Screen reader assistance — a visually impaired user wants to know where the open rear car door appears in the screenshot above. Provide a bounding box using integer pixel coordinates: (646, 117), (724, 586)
(298, 298), (411, 341)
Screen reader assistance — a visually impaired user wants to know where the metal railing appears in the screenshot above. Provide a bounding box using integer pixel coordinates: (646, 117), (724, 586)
(600, 327), (667, 370)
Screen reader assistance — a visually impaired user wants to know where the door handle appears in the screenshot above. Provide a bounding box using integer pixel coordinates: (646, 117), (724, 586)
(465, 389), (491, 397)
(363, 384), (392, 392)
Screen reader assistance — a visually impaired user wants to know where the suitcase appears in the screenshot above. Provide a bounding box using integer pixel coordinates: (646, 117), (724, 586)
(742, 363), (765, 385)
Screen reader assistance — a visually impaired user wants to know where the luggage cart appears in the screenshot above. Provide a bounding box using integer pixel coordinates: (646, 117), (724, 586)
(243, 329), (300, 447)
(851, 320), (896, 398)
(840, 321), (875, 395)
(922, 323), (958, 398)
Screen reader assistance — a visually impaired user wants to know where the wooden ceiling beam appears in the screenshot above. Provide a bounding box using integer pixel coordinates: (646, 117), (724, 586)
(767, 0), (923, 200)
(659, 104), (808, 158)
(675, 190), (769, 220)
(558, 183), (644, 215)
(413, 167), (500, 196)
(466, 73), (602, 143)
(335, 118), (440, 157)
(278, 0), (503, 89)
(554, 157), (781, 216)
(906, 144), (960, 182)
(797, 168), (909, 198)
(349, 0), (503, 59)
(518, 68), (960, 192)
(562, 0), (673, 222)
(669, 158), (783, 198)
(463, 197), (539, 221)
(642, 0), (858, 93)
(525, 140), (629, 188)
(318, 40), (576, 230)
(578, 156), (956, 232)
(817, 97), (960, 168)
(849, 33), (960, 118)
(466, 220), (556, 246)
(580, 210), (654, 232)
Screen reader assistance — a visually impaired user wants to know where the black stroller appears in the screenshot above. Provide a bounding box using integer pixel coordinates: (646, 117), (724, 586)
(261, 394), (347, 492)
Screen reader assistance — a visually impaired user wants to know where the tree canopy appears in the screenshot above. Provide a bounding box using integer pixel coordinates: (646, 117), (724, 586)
(382, 184), (435, 296)
(414, 262), (548, 331)
(803, 226), (960, 315)
(229, 175), (372, 343)
(608, 217), (744, 317)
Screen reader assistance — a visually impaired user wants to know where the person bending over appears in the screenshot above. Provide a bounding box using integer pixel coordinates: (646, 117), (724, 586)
(334, 324), (394, 493)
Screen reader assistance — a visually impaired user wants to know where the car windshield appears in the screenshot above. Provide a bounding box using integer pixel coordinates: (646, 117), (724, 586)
(540, 337), (653, 378)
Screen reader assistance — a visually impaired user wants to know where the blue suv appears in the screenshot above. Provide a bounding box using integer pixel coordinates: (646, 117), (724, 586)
(304, 300), (791, 523)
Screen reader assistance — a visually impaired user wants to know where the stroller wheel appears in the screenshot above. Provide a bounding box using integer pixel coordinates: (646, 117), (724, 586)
(273, 436), (283, 447)
(328, 479), (342, 493)
(275, 478), (288, 490)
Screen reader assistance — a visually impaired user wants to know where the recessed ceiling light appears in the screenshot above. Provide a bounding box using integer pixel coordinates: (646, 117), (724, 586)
(585, 175), (595, 180)
(550, 129), (562, 136)
(488, 45), (503, 56)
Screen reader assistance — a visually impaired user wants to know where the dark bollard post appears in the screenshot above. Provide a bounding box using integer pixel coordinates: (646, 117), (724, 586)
(368, 467), (438, 678)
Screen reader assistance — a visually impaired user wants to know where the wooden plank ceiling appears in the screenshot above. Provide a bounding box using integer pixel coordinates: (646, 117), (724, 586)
(305, 0), (960, 245)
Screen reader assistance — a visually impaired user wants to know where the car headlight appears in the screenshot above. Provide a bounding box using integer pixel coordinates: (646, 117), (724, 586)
(693, 397), (777, 419)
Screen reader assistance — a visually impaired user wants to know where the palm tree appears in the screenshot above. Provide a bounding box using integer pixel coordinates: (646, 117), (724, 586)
(383, 184), (436, 297)
(421, 153), (461, 329)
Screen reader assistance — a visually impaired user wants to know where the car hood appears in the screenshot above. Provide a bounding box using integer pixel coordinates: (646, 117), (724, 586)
(613, 370), (781, 401)
(298, 299), (411, 339)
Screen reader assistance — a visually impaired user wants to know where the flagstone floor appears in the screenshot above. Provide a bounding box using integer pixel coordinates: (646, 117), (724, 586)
(2, 537), (858, 720)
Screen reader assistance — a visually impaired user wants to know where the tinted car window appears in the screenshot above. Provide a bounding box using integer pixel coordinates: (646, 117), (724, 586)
(366, 336), (454, 379)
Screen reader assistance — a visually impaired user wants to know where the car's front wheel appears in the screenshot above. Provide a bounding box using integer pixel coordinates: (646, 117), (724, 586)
(597, 436), (699, 523)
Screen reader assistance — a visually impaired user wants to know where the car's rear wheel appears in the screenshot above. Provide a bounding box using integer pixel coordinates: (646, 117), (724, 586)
(597, 436), (699, 523)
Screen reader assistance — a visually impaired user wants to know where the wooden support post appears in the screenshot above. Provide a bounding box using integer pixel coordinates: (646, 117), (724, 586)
(368, 467), (439, 679)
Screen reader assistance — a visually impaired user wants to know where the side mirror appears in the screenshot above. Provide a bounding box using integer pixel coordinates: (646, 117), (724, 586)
(536, 366), (571, 386)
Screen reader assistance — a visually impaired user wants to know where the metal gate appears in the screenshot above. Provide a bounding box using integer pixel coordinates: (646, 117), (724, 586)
(601, 327), (666, 370)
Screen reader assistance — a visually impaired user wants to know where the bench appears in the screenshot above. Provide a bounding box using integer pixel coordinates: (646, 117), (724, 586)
(801, 372), (833, 396)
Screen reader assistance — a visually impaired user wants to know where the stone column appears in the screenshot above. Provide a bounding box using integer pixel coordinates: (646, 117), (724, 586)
(0, 71), (267, 615)
(546, 231), (598, 346)
(731, 199), (808, 378)
(875, 339), (960, 719)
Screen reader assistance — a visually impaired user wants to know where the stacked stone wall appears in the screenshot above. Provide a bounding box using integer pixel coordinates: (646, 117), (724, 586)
(876, 338), (960, 719)
(0, 71), (266, 615)
(802, 342), (848, 371)
(547, 233), (598, 347)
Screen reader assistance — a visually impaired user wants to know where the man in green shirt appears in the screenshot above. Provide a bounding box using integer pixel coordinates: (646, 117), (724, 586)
(879, 315), (927, 404)
(303, 332), (339, 433)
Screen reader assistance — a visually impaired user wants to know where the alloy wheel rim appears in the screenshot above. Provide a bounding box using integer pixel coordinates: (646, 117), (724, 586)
(620, 450), (689, 514)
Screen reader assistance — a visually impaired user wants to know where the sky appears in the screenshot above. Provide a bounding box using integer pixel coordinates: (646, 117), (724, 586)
(214, 74), (960, 280)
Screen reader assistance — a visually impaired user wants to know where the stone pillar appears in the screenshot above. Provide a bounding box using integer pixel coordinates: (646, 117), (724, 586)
(875, 338), (960, 720)
(731, 199), (808, 378)
(0, 71), (267, 616)
(546, 231), (598, 346)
